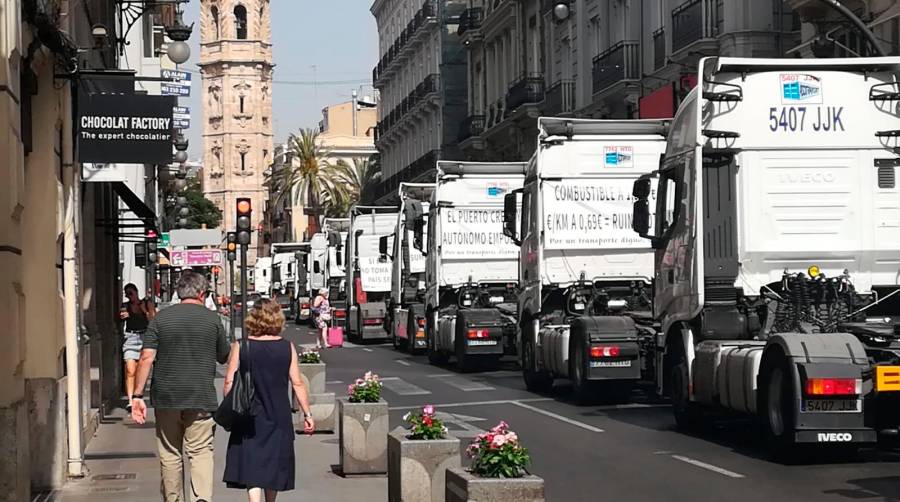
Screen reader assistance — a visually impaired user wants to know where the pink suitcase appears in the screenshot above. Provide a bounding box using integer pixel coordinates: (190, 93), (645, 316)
(327, 326), (344, 348)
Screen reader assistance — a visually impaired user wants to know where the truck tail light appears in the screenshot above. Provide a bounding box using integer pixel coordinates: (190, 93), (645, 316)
(590, 346), (620, 358)
(417, 318), (426, 327)
(467, 329), (489, 339)
(301, 303), (310, 309)
(805, 378), (861, 396)
(334, 309), (346, 319)
(363, 318), (382, 326)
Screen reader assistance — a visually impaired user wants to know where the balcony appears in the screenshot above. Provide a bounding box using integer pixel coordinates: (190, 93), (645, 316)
(506, 73), (545, 113)
(653, 28), (666, 70)
(671, 0), (721, 54)
(458, 114), (486, 143)
(373, 0), (440, 87)
(458, 8), (483, 35)
(373, 150), (441, 204)
(592, 40), (640, 96)
(542, 79), (576, 116)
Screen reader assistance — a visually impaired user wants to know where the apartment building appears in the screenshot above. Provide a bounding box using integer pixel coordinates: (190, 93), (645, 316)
(371, 0), (469, 204)
(455, 0), (898, 163)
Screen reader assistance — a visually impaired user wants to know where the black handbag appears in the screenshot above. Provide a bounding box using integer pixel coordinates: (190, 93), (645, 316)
(214, 338), (255, 431)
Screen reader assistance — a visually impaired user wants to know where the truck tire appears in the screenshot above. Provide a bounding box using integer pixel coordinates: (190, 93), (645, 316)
(670, 348), (704, 430)
(426, 310), (448, 365)
(521, 319), (552, 393)
(570, 345), (596, 405)
(759, 353), (799, 460)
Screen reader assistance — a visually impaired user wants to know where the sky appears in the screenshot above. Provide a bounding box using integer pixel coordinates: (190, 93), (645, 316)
(182, 0), (379, 159)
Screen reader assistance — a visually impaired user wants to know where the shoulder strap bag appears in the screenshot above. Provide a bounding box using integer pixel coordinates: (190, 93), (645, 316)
(214, 338), (256, 431)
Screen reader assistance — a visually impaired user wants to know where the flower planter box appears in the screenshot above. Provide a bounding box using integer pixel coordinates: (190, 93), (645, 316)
(299, 361), (327, 394)
(445, 467), (544, 502)
(338, 398), (389, 474)
(294, 392), (335, 433)
(388, 427), (460, 502)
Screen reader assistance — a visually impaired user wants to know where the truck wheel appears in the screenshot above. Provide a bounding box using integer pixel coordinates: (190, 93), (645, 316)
(407, 316), (421, 355)
(522, 330), (552, 393)
(570, 346), (596, 405)
(426, 311), (448, 365)
(759, 356), (799, 460)
(670, 351), (704, 430)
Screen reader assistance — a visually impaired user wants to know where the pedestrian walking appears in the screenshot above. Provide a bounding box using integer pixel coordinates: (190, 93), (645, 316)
(223, 298), (314, 502)
(312, 288), (331, 349)
(119, 283), (156, 409)
(131, 271), (231, 502)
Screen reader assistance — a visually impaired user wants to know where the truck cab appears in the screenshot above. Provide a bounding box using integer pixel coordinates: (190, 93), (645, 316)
(504, 117), (668, 402)
(323, 218), (350, 327)
(631, 57), (900, 455)
(346, 206), (398, 342)
(383, 183), (434, 353)
(421, 161), (525, 371)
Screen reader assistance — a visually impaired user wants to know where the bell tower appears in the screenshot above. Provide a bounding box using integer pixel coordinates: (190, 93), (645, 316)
(200, 0), (273, 266)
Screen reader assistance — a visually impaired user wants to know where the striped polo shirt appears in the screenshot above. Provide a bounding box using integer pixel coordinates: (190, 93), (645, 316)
(143, 303), (231, 411)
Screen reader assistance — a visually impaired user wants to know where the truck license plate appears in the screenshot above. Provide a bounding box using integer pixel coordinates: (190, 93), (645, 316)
(467, 339), (498, 346)
(590, 360), (632, 368)
(801, 399), (860, 413)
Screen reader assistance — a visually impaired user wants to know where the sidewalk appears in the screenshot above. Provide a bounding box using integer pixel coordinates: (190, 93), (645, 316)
(55, 408), (386, 502)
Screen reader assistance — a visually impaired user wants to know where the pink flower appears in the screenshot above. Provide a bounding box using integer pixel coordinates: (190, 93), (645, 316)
(355, 378), (365, 386)
(490, 421), (509, 434)
(347, 384), (355, 395)
(491, 434), (507, 448)
(423, 405), (435, 416)
(505, 432), (518, 444)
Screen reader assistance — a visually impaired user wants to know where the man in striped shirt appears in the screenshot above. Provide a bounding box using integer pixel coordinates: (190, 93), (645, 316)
(132, 271), (231, 502)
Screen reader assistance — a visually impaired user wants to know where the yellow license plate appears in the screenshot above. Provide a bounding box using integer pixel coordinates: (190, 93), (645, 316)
(876, 366), (900, 392)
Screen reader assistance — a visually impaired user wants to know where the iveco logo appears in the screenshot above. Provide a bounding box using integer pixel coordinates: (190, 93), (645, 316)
(778, 172), (836, 184)
(817, 432), (852, 442)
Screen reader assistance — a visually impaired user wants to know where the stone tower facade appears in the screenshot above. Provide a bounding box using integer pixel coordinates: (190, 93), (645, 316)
(200, 0), (273, 266)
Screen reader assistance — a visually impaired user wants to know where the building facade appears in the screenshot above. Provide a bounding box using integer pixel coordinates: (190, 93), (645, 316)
(200, 0), (274, 265)
(370, 0), (469, 204)
(454, 0), (898, 163)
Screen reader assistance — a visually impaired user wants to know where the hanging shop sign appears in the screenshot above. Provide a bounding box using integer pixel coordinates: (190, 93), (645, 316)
(173, 106), (190, 129)
(77, 93), (176, 164)
(161, 69), (191, 97)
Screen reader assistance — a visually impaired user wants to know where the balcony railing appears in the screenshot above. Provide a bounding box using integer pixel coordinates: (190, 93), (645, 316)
(592, 40), (640, 95)
(506, 73), (545, 113)
(373, 0), (439, 84)
(373, 149), (440, 203)
(671, 0), (720, 53)
(458, 114), (486, 143)
(378, 74), (441, 137)
(458, 7), (483, 36)
(542, 79), (576, 116)
(653, 28), (666, 70)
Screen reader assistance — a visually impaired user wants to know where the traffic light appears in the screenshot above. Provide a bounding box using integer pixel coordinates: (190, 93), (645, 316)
(146, 229), (159, 264)
(236, 198), (252, 246)
(226, 232), (237, 261)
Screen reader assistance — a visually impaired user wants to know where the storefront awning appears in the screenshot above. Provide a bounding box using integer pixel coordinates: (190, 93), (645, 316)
(111, 182), (156, 222)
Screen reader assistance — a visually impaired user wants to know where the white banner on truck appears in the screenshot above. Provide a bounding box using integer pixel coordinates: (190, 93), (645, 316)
(542, 178), (654, 250)
(440, 206), (518, 259)
(407, 230), (426, 273)
(358, 235), (392, 292)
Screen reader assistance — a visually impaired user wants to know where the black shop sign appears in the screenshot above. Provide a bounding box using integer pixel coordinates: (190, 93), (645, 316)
(77, 93), (177, 164)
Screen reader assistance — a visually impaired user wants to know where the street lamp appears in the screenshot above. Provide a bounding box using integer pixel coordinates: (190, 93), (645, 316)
(553, 2), (571, 21)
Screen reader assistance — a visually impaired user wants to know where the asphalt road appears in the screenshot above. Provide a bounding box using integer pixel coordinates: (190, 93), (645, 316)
(283, 322), (900, 502)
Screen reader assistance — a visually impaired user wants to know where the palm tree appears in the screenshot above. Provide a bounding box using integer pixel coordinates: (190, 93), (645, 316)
(329, 156), (382, 208)
(266, 128), (338, 232)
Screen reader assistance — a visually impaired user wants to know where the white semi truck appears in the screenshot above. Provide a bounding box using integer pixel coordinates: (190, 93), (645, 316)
(382, 183), (434, 353)
(418, 161), (525, 370)
(631, 57), (900, 455)
(503, 117), (668, 403)
(346, 206), (398, 341)
(323, 218), (350, 326)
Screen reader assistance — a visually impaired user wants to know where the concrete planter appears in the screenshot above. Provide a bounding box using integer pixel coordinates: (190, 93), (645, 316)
(388, 427), (461, 502)
(299, 361), (327, 394)
(294, 392), (336, 433)
(445, 467), (545, 502)
(338, 398), (389, 475)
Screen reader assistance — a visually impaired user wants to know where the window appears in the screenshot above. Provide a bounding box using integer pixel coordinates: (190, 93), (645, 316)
(235, 5), (248, 39)
(240, 151), (247, 171)
(656, 164), (685, 237)
(520, 187), (532, 240)
(239, 95), (245, 114)
(211, 6), (220, 39)
(142, 13), (154, 57)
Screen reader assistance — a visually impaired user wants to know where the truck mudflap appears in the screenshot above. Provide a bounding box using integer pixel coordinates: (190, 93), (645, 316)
(360, 302), (387, 339)
(455, 309), (507, 357)
(571, 316), (642, 381)
(409, 303), (427, 350)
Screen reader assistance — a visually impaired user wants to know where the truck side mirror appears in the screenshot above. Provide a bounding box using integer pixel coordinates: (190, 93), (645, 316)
(378, 235), (389, 256)
(413, 217), (427, 256)
(404, 200), (424, 228)
(313, 262), (321, 274)
(328, 231), (341, 247)
(631, 177), (662, 249)
(632, 177), (652, 199)
(503, 190), (522, 246)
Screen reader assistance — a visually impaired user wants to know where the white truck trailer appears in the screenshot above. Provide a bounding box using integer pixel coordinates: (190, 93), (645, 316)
(419, 161), (525, 371)
(346, 206), (398, 341)
(323, 218), (350, 326)
(627, 57), (900, 456)
(503, 117), (668, 403)
(382, 183), (433, 353)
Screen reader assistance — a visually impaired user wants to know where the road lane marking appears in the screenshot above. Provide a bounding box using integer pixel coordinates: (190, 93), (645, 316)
(435, 411), (486, 438)
(427, 374), (455, 378)
(429, 374), (495, 391)
(380, 377), (431, 396)
(510, 401), (604, 433)
(670, 455), (746, 479)
(388, 398), (552, 410)
(325, 380), (343, 384)
(396, 360), (411, 366)
(363, 348), (374, 352)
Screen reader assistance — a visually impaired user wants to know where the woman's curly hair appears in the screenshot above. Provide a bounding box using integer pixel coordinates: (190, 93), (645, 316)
(244, 298), (285, 337)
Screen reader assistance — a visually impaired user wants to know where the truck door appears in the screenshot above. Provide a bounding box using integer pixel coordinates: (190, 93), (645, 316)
(654, 156), (695, 327)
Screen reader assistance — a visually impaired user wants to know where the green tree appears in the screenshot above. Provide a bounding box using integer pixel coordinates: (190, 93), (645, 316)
(164, 177), (222, 230)
(267, 128), (339, 229)
(329, 155), (382, 209)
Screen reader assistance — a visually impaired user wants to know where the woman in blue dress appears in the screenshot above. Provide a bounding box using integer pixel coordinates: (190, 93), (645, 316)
(223, 299), (315, 502)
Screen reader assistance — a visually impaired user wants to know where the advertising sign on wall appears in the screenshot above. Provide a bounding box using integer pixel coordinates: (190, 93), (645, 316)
(161, 69), (192, 97)
(170, 250), (223, 267)
(77, 93), (176, 164)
